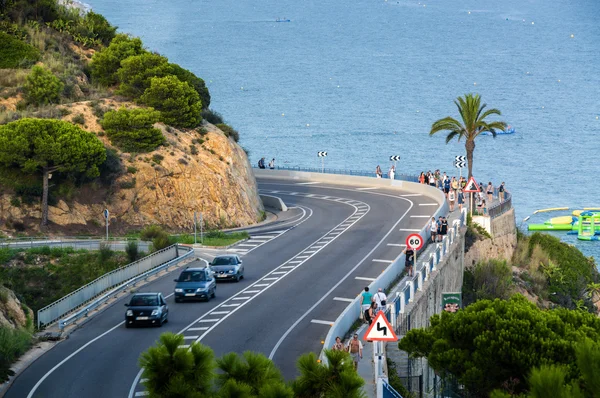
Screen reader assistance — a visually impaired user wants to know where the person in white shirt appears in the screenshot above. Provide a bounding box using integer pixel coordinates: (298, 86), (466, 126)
(373, 288), (387, 312)
(388, 165), (395, 180)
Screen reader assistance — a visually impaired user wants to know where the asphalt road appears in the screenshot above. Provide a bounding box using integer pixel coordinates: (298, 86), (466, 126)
(5, 177), (441, 398)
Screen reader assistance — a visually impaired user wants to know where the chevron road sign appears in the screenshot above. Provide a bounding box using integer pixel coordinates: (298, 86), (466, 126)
(455, 155), (466, 162)
(454, 161), (466, 168)
(389, 155), (400, 161)
(317, 151), (327, 157)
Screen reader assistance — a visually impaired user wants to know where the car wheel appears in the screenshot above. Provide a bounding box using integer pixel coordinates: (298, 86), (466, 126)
(125, 322), (131, 328)
(211, 288), (216, 298)
(175, 298), (181, 303)
(236, 274), (241, 282)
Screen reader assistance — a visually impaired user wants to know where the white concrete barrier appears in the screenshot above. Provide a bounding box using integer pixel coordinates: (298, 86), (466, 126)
(259, 194), (288, 211)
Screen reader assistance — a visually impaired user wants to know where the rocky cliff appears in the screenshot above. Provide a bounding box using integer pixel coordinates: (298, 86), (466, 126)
(0, 286), (32, 330)
(0, 100), (263, 234)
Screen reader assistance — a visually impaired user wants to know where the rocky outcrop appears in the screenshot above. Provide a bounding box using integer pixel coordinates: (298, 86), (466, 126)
(0, 286), (32, 330)
(0, 103), (263, 234)
(465, 208), (517, 268)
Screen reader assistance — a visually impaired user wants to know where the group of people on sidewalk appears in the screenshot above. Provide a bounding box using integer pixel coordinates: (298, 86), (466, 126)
(375, 164), (395, 179)
(257, 157), (276, 169)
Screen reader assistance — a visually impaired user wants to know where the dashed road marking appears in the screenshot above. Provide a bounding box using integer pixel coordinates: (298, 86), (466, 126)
(271, 271), (287, 275)
(387, 243), (406, 247)
(264, 277), (279, 281)
(372, 259), (393, 263)
(419, 203), (438, 206)
(183, 335), (199, 339)
(232, 296), (251, 300)
(399, 228), (421, 232)
(355, 276), (377, 281)
(410, 215), (431, 218)
(333, 297), (355, 302)
(254, 283), (270, 287)
(280, 265), (296, 269)
(222, 303), (241, 307)
(244, 290), (261, 293)
(311, 319), (334, 325)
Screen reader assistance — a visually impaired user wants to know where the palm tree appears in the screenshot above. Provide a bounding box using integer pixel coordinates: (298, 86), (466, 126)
(292, 350), (366, 398)
(429, 93), (507, 178)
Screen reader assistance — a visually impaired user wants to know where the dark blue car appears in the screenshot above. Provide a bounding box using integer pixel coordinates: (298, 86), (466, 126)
(124, 292), (168, 328)
(174, 267), (216, 302)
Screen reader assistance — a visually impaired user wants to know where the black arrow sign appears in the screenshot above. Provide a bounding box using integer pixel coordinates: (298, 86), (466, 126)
(376, 322), (387, 336)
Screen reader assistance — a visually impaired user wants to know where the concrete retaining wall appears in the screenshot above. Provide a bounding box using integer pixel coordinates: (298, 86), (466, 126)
(259, 194), (288, 211)
(465, 208), (517, 268)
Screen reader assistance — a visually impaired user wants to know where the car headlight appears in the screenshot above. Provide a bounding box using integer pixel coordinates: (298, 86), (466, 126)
(126, 310), (133, 316)
(196, 287), (206, 292)
(228, 270), (234, 274)
(175, 288), (183, 293)
(151, 309), (159, 316)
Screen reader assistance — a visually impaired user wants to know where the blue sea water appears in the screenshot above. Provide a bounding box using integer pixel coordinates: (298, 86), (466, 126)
(85, 0), (600, 259)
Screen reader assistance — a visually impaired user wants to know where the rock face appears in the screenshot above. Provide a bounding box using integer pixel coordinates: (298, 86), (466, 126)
(0, 105), (263, 233)
(465, 209), (517, 268)
(0, 286), (32, 330)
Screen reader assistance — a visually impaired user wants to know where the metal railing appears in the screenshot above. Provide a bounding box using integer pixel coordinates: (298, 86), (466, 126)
(37, 244), (193, 329)
(253, 165), (420, 183)
(488, 190), (512, 219)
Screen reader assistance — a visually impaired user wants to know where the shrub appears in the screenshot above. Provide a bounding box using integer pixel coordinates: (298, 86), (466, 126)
(140, 225), (165, 241)
(100, 107), (165, 152)
(72, 113), (85, 125)
(151, 154), (163, 164)
(116, 53), (172, 98)
(139, 75), (202, 128)
(90, 34), (145, 86)
(23, 65), (63, 105)
(127, 166), (137, 174)
(463, 260), (514, 306)
(98, 147), (123, 183)
(98, 242), (113, 263)
(0, 32), (40, 68)
(152, 233), (171, 251)
(169, 63), (210, 109)
(10, 197), (21, 208)
(216, 123), (239, 142)
(178, 158), (188, 165)
(190, 145), (198, 155)
(201, 109), (224, 125)
(125, 241), (139, 263)
(49, 10), (116, 47)
(119, 178), (136, 189)
(0, 326), (32, 382)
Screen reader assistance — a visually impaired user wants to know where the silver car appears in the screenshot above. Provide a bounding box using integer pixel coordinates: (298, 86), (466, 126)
(210, 255), (244, 282)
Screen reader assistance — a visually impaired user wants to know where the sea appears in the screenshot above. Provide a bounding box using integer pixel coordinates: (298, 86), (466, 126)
(83, 0), (600, 260)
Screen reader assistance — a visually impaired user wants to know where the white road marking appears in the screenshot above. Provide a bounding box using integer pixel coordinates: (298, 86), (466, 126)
(254, 283), (270, 287)
(183, 335), (199, 339)
(271, 271), (287, 275)
(419, 203), (438, 206)
(264, 277), (279, 281)
(387, 243), (406, 247)
(303, 250), (317, 254)
(372, 259), (393, 263)
(401, 193), (422, 197)
(244, 290), (261, 294)
(289, 260), (303, 264)
(198, 319), (220, 323)
(135, 392), (149, 397)
(232, 296), (251, 300)
(188, 327), (209, 331)
(410, 215), (431, 218)
(250, 235), (278, 239)
(237, 244), (258, 247)
(399, 228), (421, 232)
(222, 303), (241, 307)
(333, 297), (355, 303)
(355, 276), (377, 281)
(356, 187), (378, 190)
(211, 311), (230, 315)
(296, 255), (309, 259)
(311, 319), (334, 325)
(296, 181), (321, 185)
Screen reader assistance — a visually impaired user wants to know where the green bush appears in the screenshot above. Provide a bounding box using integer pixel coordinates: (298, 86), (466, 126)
(116, 53), (172, 98)
(71, 113), (85, 125)
(48, 10), (116, 47)
(201, 109), (224, 125)
(23, 65), (63, 105)
(151, 154), (163, 164)
(125, 241), (139, 263)
(2, 0), (59, 23)
(151, 233), (170, 251)
(140, 225), (165, 241)
(0, 32), (40, 68)
(463, 259), (514, 306)
(139, 75), (202, 128)
(0, 326), (32, 382)
(169, 63), (210, 109)
(100, 107), (165, 152)
(10, 197), (21, 207)
(216, 123), (240, 142)
(90, 34), (145, 86)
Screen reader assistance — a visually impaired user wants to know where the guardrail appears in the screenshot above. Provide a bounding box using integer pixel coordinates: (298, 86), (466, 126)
(488, 190), (512, 219)
(254, 165), (420, 183)
(37, 244), (193, 329)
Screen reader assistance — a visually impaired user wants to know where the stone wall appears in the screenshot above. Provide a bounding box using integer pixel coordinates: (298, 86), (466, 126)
(464, 208), (517, 268)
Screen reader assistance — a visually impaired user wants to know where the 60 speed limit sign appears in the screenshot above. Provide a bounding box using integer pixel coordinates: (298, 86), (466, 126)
(406, 233), (424, 251)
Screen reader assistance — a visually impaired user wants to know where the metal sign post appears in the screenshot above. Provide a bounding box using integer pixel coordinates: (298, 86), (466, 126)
(454, 156), (466, 179)
(103, 209), (109, 240)
(389, 155), (400, 173)
(194, 211), (197, 244)
(318, 151), (327, 173)
(406, 233), (424, 269)
(200, 213), (203, 244)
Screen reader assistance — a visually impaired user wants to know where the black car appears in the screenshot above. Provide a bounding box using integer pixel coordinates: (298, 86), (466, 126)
(125, 292), (168, 328)
(210, 255), (244, 282)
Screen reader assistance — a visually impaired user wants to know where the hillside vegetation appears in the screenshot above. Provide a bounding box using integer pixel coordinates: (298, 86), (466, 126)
(0, 0), (262, 235)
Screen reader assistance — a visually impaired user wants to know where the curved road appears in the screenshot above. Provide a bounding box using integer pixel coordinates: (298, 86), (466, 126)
(5, 177), (441, 398)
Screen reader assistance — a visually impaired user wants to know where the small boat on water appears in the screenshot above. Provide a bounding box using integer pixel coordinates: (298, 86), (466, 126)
(481, 126), (516, 136)
(276, 18), (291, 22)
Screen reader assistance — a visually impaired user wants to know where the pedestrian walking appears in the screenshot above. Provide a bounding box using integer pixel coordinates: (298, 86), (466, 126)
(429, 216), (437, 243)
(388, 165), (395, 180)
(437, 216), (443, 242)
(346, 334), (363, 370)
(419, 172), (425, 184)
(258, 157), (266, 169)
(448, 189), (456, 211)
(487, 182), (494, 203)
(434, 170), (441, 188)
(403, 247), (414, 277)
(440, 216), (448, 240)
(373, 288), (387, 312)
(361, 287), (373, 317)
(376, 165), (383, 178)
(498, 182), (505, 202)
(451, 176), (459, 193)
(457, 189), (465, 212)
(332, 336), (345, 351)
(443, 177), (451, 198)
(428, 172), (436, 187)
(268, 158), (275, 169)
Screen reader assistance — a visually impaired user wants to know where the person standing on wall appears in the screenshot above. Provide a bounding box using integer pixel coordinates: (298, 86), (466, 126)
(498, 181), (505, 202)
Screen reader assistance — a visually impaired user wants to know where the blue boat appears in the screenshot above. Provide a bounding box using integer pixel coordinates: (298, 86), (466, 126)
(276, 18), (291, 22)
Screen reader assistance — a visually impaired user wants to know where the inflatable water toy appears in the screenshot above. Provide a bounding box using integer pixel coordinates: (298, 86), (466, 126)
(546, 215), (574, 225)
(527, 210), (600, 232)
(534, 207), (569, 214)
(577, 212), (600, 241)
(528, 223), (573, 231)
(572, 208), (600, 217)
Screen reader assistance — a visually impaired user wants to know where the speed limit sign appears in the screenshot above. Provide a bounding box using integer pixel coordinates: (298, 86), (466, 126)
(406, 233), (424, 251)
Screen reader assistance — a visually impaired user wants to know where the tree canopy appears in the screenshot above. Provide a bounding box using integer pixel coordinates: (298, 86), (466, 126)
(169, 63), (211, 110)
(116, 52), (172, 98)
(90, 33), (145, 86)
(100, 107), (165, 152)
(398, 295), (600, 397)
(139, 75), (202, 128)
(23, 65), (63, 105)
(429, 93), (506, 178)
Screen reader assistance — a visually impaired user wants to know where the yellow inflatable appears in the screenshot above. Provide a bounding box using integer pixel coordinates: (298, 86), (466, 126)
(573, 209), (600, 217)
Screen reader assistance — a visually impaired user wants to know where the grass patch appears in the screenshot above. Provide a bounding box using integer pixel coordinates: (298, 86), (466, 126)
(0, 246), (131, 316)
(0, 326), (32, 382)
(170, 231), (249, 247)
(0, 32), (40, 68)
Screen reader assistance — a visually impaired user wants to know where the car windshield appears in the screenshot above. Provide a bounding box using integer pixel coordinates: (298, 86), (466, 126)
(130, 295), (158, 306)
(179, 271), (206, 282)
(212, 257), (236, 266)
